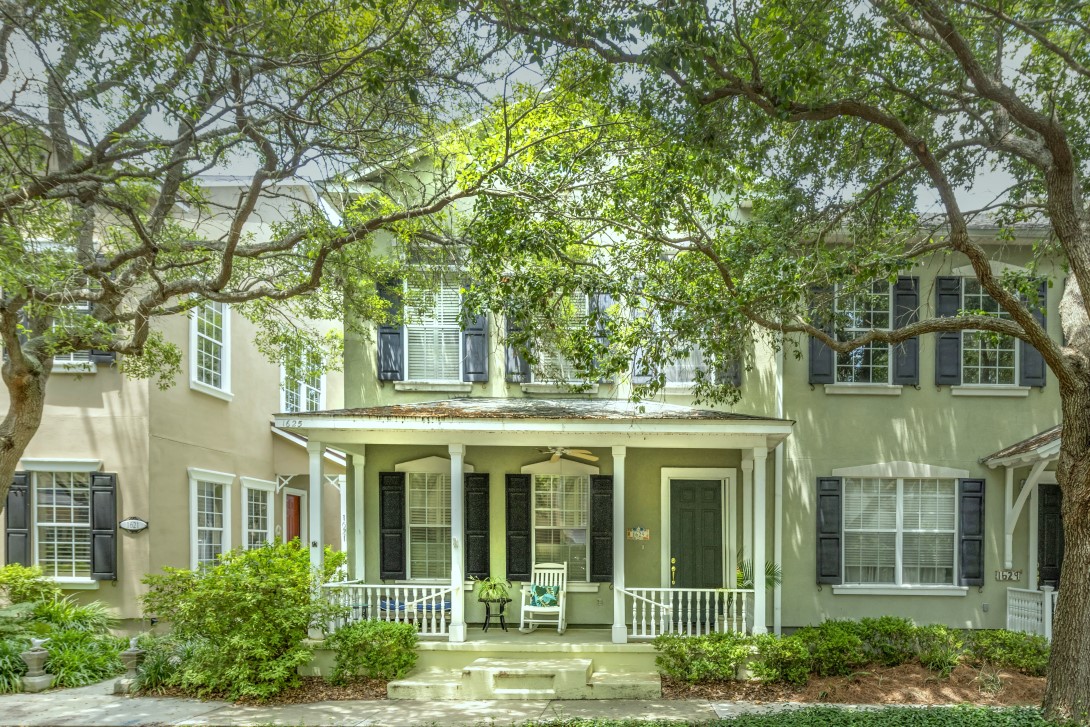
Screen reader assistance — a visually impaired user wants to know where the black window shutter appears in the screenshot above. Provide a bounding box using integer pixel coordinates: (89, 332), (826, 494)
(379, 472), (406, 580)
(589, 475), (613, 582)
(816, 477), (843, 584)
(935, 276), (962, 385)
(1037, 483), (1064, 589)
(504, 317), (531, 383)
(958, 478), (986, 587)
(4, 472), (30, 566)
(462, 310), (489, 383)
(808, 287), (835, 384)
(1020, 280), (1048, 388)
(892, 277), (920, 386)
(89, 350), (116, 364)
(376, 280), (404, 381)
(505, 474), (532, 581)
(464, 473), (490, 580)
(90, 473), (118, 580)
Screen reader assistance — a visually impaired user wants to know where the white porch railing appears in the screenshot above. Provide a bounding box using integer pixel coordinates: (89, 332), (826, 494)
(1006, 586), (1057, 641)
(321, 581), (455, 638)
(620, 587), (753, 640)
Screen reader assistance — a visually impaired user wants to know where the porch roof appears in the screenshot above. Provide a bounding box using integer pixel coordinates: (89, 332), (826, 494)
(274, 397), (794, 450)
(981, 424), (1062, 468)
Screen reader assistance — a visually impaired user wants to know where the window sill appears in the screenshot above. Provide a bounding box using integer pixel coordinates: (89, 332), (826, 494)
(832, 585), (968, 597)
(520, 383), (599, 395)
(52, 578), (100, 591)
(951, 386), (1030, 398)
(189, 379), (234, 401)
(663, 384), (697, 395)
(824, 384), (903, 396)
(53, 361), (97, 374)
(393, 381), (473, 393)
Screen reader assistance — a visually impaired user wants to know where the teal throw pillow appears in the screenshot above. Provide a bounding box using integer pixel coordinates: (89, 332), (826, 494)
(529, 584), (560, 607)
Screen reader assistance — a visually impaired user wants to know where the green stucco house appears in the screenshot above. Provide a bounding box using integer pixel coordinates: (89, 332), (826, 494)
(278, 229), (1063, 647)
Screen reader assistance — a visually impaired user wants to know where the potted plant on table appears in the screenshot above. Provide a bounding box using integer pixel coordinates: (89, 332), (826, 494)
(473, 576), (511, 603)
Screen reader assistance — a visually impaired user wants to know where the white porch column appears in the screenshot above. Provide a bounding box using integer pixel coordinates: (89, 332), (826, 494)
(352, 452), (365, 581)
(741, 456), (754, 562)
(307, 440), (325, 572)
(612, 446), (627, 644)
(1004, 467), (1015, 569)
(449, 444), (466, 643)
(751, 446), (768, 635)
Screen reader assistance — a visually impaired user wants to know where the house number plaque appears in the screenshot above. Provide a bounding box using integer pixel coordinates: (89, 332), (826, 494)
(994, 569), (1022, 582)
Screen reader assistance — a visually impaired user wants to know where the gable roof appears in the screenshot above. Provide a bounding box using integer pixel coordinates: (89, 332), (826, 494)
(981, 424), (1062, 468)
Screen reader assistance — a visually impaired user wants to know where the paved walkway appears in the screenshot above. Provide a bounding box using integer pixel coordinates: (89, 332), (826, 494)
(0, 680), (820, 726)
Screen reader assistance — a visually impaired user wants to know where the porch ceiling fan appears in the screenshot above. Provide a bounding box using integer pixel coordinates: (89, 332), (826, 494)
(538, 446), (599, 463)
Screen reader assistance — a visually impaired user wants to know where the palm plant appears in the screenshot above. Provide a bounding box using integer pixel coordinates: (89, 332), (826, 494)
(735, 559), (783, 590)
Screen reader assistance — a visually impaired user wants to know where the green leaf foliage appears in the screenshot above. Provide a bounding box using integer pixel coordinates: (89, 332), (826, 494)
(0, 637), (29, 694)
(325, 620), (418, 684)
(31, 597), (117, 635)
(542, 706), (1053, 726)
(140, 541), (347, 700)
(655, 631), (754, 683)
(751, 633), (811, 686)
(0, 565), (62, 605)
(915, 625), (965, 678)
(964, 630), (1050, 678)
(43, 629), (126, 688)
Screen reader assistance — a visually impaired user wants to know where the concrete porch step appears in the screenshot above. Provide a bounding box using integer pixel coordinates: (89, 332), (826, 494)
(387, 658), (661, 700)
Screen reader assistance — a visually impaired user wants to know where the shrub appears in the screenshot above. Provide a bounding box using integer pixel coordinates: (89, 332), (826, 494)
(964, 630), (1049, 677)
(32, 597), (117, 634)
(0, 565), (61, 605)
(715, 705), (1050, 726)
(654, 631), (753, 683)
(44, 629), (125, 687)
(858, 616), (917, 667)
(751, 634), (810, 685)
(325, 620), (418, 684)
(141, 541), (346, 700)
(915, 624), (963, 677)
(133, 634), (191, 694)
(796, 620), (867, 676)
(0, 637), (29, 693)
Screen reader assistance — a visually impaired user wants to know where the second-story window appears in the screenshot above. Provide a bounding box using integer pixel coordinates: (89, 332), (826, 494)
(664, 347), (706, 384)
(531, 292), (589, 383)
(405, 278), (462, 381)
(282, 342), (324, 413)
(835, 282), (892, 384)
(191, 301), (231, 396)
(962, 279), (1016, 385)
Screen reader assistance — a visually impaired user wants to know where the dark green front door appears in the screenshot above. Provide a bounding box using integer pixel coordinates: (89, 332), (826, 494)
(670, 479), (723, 588)
(1039, 483), (1064, 589)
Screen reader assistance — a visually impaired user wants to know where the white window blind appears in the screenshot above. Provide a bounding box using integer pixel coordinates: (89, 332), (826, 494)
(34, 471), (92, 579)
(533, 293), (589, 383)
(405, 279), (462, 381)
(533, 474), (589, 580)
(407, 472), (451, 579)
(843, 476), (956, 586)
(664, 347), (707, 384)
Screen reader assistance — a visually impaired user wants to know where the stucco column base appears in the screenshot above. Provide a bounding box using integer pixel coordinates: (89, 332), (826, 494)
(448, 622), (466, 643)
(113, 677), (136, 695)
(612, 624), (628, 644)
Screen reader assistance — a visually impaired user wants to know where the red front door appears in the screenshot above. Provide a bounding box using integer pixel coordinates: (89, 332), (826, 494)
(286, 494), (301, 542)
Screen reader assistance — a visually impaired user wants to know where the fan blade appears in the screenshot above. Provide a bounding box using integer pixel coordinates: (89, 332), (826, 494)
(551, 451), (562, 462)
(571, 452), (599, 462)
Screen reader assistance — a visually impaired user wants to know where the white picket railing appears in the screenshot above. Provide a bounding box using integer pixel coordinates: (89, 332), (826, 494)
(620, 587), (753, 640)
(322, 581), (455, 638)
(1006, 586), (1056, 641)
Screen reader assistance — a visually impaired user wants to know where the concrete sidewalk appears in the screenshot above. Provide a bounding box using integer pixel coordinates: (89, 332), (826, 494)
(0, 680), (816, 726)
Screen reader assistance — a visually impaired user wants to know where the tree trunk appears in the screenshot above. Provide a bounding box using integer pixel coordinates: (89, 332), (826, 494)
(0, 359), (49, 509)
(1043, 380), (1090, 721)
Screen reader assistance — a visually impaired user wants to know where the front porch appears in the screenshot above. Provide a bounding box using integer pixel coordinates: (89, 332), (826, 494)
(277, 398), (793, 644)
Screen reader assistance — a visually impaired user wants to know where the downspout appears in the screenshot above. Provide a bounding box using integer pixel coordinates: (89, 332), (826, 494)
(774, 336), (784, 635)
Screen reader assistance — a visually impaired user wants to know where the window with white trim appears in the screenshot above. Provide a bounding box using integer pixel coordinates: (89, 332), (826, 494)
(242, 480), (274, 549)
(835, 281), (892, 384)
(961, 279), (1016, 385)
(407, 472), (451, 579)
(405, 278), (462, 381)
(843, 477), (956, 586)
(531, 293), (589, 383)
(51, 301), (96, 370)
(281, 343), (324, 413)
(532, 474), (589, 580)
(191, 301), (231, 393)
(189, 469), (233, 569)
(664, 347), (707, 384)
(33, 471), (92, 579)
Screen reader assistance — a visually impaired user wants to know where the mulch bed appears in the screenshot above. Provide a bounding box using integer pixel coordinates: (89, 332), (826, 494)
(663, 664), (1045, 706)
(140, 677), (387, 704)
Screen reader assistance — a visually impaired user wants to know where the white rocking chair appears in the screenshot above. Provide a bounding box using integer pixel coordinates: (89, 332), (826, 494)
(519, 562), (568, 634)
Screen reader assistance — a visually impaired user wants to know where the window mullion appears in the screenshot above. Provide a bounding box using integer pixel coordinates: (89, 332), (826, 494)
(895, 477), (904, 586)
